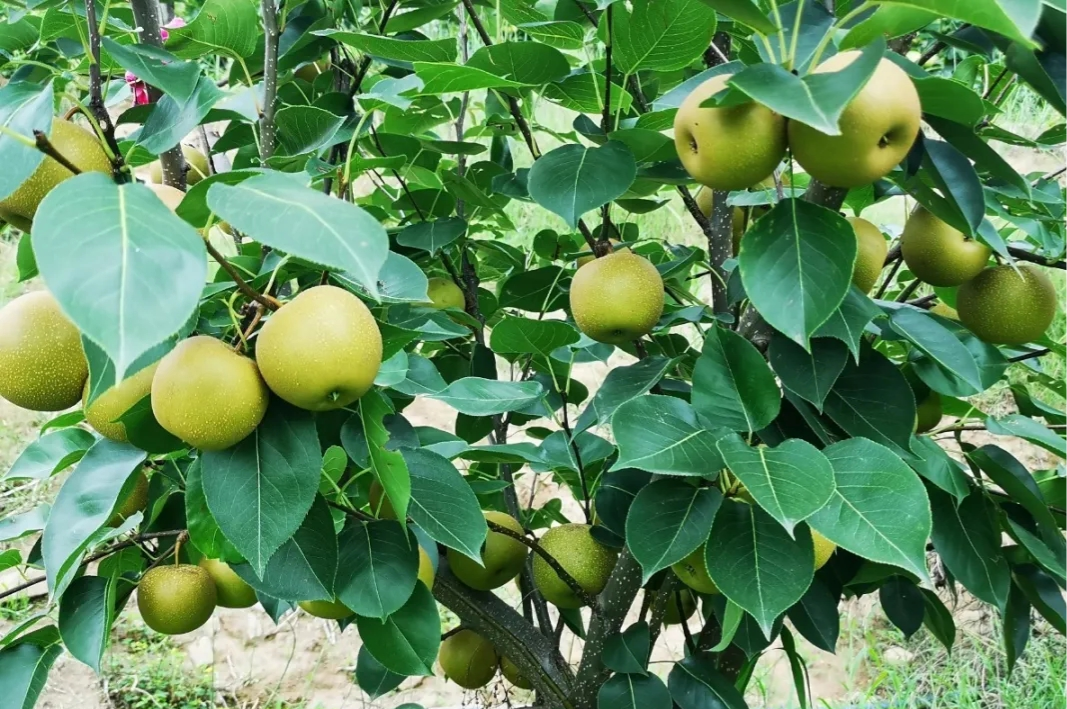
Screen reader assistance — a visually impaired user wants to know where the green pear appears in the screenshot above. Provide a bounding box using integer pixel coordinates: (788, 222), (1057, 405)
(448, 511), (528, 591)
(929, 302), (959, 320)
(137, 564), (217, 635)
(671, 545), (719, 595)
(500, 656), (533, 689)
(198, 558), (257, 608)
(368, 479), (398, 519)
(915, 391), (942, 434)
(255, 285), (382, 411)
(0, 291), (87, 411)
(569, 251), (664, 344)
(295, 59), (329, 83)
(418, 546), (435, 588)
(426, 277), (466, 310)
(83, 362), (158, 441)
(674, 74), (787, 190)
(151, 336), (269, 450)
(789, 54), (921, 187)
(298, 598), (354, 620)
(146, 182), (185, 211)
(0, 119), (111, 221)
(663, 588), (697, 625)
(813, 531), (836, 570)
(848, 217), (888, 294)
(957, 264), (1058, 345)
(532, 524), (617, 608)
(109, 471), (149, 526)
(439, 628), (499, 689)
(147, 145), (210, 186)
(900, 206), (990, 286)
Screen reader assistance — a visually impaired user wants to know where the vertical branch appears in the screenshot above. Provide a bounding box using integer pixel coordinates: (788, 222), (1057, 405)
(259, 0), (281, 163)
(129, 0), (186, 188)
(83, 0), (124, 172)
(601, 6), (613, 133)
(706, 190), (733, 315)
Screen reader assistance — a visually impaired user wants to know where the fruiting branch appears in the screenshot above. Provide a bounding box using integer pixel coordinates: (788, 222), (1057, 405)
(83, 0), (125, 175)
(349, 0), (401, 95)
(1007, 245), (1067, 270)
(32, 130), (83, 176)
(259, 0), (281, 163)
(204, 239), (281, 311)
(1008, 347), (1051, 363)
(485, 519), (598, 610)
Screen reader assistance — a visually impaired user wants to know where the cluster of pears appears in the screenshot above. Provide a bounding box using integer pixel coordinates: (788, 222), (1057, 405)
(900, 206), (1057, 345)
(138, 556), (258, 635)
(439, 628), (533, 690)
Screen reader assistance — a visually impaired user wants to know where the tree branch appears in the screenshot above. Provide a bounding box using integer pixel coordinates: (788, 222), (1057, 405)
(486, 520), (598, 610)
(205, 239), (281, 310)
(1008, 347), (1050, 363)
(83, 0), (124, 174)
(1007, 246), (1066, 270)
(259, 0), (281, 163)
(32, 131), (83, 176)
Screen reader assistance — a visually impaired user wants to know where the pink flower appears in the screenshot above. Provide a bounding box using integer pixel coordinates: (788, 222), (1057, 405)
(160, 16), (186, 42)
(126, 17), (187, 105)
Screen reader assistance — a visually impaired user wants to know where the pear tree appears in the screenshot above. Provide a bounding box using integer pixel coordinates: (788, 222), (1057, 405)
(0, 0), (1064, 707)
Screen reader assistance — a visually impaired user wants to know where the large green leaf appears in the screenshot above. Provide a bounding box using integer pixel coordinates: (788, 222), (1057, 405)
(904, 435), (970, 504)
(692, 326), (780, 434)
(33, 174), (207, 380)
(185, 459), (242, 564)
(598, 672), (672, 709)
(694, 0), (776, 34)
(202, 402), (322, 576)
(355, 583), (440, 676)
(0, 627), (64, 709)
(428, 377), (544, 416)
(768, 335), (848, 412)
(527, 141), (637, 228)
(415, 62), (527, 93)
(41, 439), (146, 597)
(58, 575), (111, 672)
(0, 80), (52, 202)
(668, 652), (749, 709)
(137, 77), (224, 155)
(208, 172), (388, 298)
(315, 30), (457, 62)
(355, 645), (405, 698)
(929, 487), (1010, 610)
(361, 391), (411, 524)
(396, 217), (466, 254)
(808, 438), (931, 581)
(401, 447), (487, 561)
(603, 622), (651, 675)
(876, 0), (1041, 48)
(166, 0), (260, 58)
(706, 500), (814, 637)
(626, 479), (722, 581)
(4, 428), (95, 481)
(335, 520), (419, 619)
(574, 356), (674, 435)
(101, 39), (200, 103)
(275, 106), (345, 156)
(716, 434), (835, 535)
(738, 199), (857, 348)
(611, 395), (726, 476)
(813, 287), (881, 359)
(0, 505), (49, 543)
(986, 414), (1066, 458)
(490, 317), (580, 357)
(611, 0), (718, 73)
(466, 41), (571, 84)
(823, 344), (915, 454)
(889, 308), (983, 393)
(787, 578), (840, 653)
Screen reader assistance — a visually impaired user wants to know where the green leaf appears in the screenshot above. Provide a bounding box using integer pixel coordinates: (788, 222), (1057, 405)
(466, 41), (571, 84)
(967, 445), (1063, 554)
(58, 575), (111, 672)
(1014, 565), (1066, 634)
(138, 77), (225, 155)
(0, 80), (52, 203)
(544, 72), (634, 114)
(706, 500), (814, 637)
(768, 335), (848, 412)
(574, 356), (674, 435)
(414, 62), (527, 93)
(0, 504), (49, 543)
(315, 30), (457, 62)
(721, 39), (883, 135)
(361, 391), (410, 524)
(208, 172), (388, 298)
(626, 479), (723, 582)
(1005, 39), (1065, 115)
(33, 174), (207, 380)
(184, 459), (242, 564)
(787, 578), (840, 653)
(1003, 583), (1030, 672)
(611, 395), (726, 476)
(918, 138), (984, 236)
(912, 76), (987, 127)
(355, 645), (405, 698)
(275, 106), (345, 156)
(840, 6), (939, 50)
(401, 448), (488, 561)
(879, 576), (924, 637)
(739, 200), (857, 348)
(335, 520), (419, 619)
(489, 316), (580, 357)
(389, 354), (447, 397)
(889, 308), (983, 393)
(1004, 516), (1066, 585)
(355, 583), (440, 676)
(808, 438), (931, 581)
(396, 217), (466, 254)
(611, 0), (718, 73)
(823, 344), (915, 454)
(603, 621), (651, 675)
(692, 326), (781, 434)
(876, 0), (1041, 48)
(921, 588), (956, 652)
(904, 435), (970, 504)
(928, 116), (1031, 197)
(527, 141), (637, 228)
(987, 414), (1066, 458)
(202, 401), (323, 576)
(101, 39), (200, 103)
(716, 434), (835, 535)
(429, 377), (544, 416)
(694, 0), (776, 34)
(668, 652), (749, 709)
(166, 0), (260, 58)
(4, 428), (95, 481)
(598, 672), (672, 709)
(0, 550), (20, 574)
(929, 486), (1010, 610)
(813, 287), (881, 359)
(0, 627), (63, 709)
(499, 266), (569, 312)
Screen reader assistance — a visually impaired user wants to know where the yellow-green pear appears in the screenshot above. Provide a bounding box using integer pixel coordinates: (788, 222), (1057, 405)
(448, 511), (528, 591)
(671, 545), (719, 595)
(299, 598), (353, 619)
(915, 391), (942, 434)
(674, 74), (787, 190)
(957, 264), (1058, 345)
(697, 182), (773, 255)
(501, 656), (533, 689)
(368, 479), (398, 519)
(83, 362), (158, 441)
(145, 182), (185, 211)
(109, 471), (149, 526)
(418, 547), (435, 588)
(439, 628), (499, 689)
(663, 588), (697, 625)
(532, 524), (617, 608)
(295, 59), (329, 83)
(147, 145), (210, 186)
(576, 239), (628, 268)
(0, 119), (111, 221)
(789, 54), (921, 187)
(848, 217), (888, 294)
(255, 285), (382, 411)
(813, 531), (836, 570)
(198, 558), (257, 608)
(929, 302), (959, 320)
(426, 277), (466, 310)
(0, 291), (87, 411)
(0, 205), (33, 232)
(569, 251), (664, 345)
(900, 206), (990, 287)
(151, 336), (269, 450)
(137, 564), (217, 635)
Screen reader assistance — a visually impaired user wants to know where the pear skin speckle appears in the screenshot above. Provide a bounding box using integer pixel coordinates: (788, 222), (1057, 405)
(957, 264), (1058, 345)
(532, 523), (617, 608)
(137, 564), (217, 635)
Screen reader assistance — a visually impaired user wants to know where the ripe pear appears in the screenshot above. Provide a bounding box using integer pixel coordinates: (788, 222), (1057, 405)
(957, 264), (1058, 345)
(663, 588), (697, 625)
(83, 362), (158, 441)
(500, 655), (533, 689)
(198, 558), (257, 608)
(0, 119), (111, 221)
(671, 545), (719, 595)
(151, 336), (269, 450)
(147, 145), (210, 186)
(145, 183), (185, 211)
(426, 277), (466, 310)
(448, 511), (528, 591)
(915, 391), (942, 434)
(418, 546), (435, 588)
(569, 251), (664, 344)
(299, 598), (353, 619)
(255, 285), (382, 411)
(813, 531), (836, 570)
(929, 302), (959, 320)
(674, 74), (786, 190)
(295, 59), (329, 83)
(789, 54), (921, 187)
(900, 207), (990, 287)
(532, 523), (617, 608)
(109, 471), (149, 526)
(368, 479), (397, 519)
(137, 564), (217, 635)
(848, 217), (888, 294)
(0, 291), (87, 411)
(439, 628), (499, 689)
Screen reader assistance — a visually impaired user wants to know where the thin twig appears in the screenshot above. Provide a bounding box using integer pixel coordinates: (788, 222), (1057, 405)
(1007, 245), (1067, 269)
(486, 520), (598, 610)
(32, 131), (83, 175)
(206, 240), (280, 310)
(895, 277), (922, 302)
(1008, 348), (1050, 363)
(83, 0), (124, 173)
